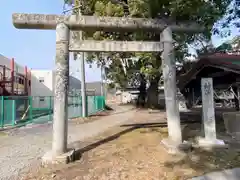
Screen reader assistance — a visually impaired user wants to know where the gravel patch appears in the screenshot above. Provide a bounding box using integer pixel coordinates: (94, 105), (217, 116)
(0, 106), (135, 180)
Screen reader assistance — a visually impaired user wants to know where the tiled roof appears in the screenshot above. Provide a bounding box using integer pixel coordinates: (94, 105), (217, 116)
(177, 53), (240, 90)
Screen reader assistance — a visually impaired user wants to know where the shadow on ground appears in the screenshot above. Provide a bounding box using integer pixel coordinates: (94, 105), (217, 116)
(71, 107), (240, 179)
(22, 107), (240, 180)
(70, 120), (200, 161)
(69, 121), (170, 161)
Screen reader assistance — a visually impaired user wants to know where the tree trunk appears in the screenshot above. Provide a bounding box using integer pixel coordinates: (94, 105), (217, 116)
(184, 88), (194, 109)
(147, 77), (160, 109)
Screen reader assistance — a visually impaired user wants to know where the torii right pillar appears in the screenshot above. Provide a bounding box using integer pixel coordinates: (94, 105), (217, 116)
(161, 27), (183, 153)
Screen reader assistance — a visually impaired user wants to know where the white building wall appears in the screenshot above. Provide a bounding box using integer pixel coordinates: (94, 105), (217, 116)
(30, 70), (54, 96)
(30, 69), (83, 108)
(30, 70), (54, 108)
(30, 70), (84, 96)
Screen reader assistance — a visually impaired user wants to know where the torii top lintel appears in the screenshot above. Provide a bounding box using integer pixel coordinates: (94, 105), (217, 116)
(12, 13), (205, 33)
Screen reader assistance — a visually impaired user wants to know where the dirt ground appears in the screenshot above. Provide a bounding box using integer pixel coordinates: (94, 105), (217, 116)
(20, 109), (240, 180)
(70, 110), (112, 124)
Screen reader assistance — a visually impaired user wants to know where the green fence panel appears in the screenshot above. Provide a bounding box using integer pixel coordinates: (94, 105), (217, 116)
(31, 96), (53, 124)
(15, 97), (30, 125)
(68, 95), (82, 119)
(0, 95), (105, 128)
(0, 96), (30, 127)
(92, 96), (105, 113)
(3, 97), (15, 126)
(87, 96), (96, 115)
(97, 96), (105, 111)
(96, 96), (100, 111)
(11, 100), (16, 126)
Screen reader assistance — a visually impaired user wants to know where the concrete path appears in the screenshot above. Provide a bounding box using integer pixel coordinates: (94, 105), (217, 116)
(190, 168), (240, 180)
(0, 105), (135, 180)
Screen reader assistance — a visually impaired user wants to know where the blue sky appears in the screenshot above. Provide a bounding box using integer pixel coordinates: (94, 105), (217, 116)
(0, 0), (239, 81)
(0, 0), (101, 82)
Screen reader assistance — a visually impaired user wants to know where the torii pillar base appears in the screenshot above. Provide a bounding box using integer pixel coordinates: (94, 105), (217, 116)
(161, 138), (192, 155)
(41, 149), (76, 166)
(195, 137), (227, 150)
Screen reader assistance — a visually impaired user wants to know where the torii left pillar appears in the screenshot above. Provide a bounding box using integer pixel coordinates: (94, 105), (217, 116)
(52, 23), (69, 155)
(160, 27), (185, 154)
(42, 23), (75, 165)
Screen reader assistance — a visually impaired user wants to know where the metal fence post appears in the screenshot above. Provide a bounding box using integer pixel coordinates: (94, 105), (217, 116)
(86, 96), (88, 117)
(11, 99), (16, 126)
(29, 96), (33, 123)
(96, 96), (100, 111)
(100, 96), (104, 110)
(49, 96), (52, 121)
(93, 96), (96, 113)
(103, 96), (105, 110)
(100, 96), (103, 110)
(0, 96), (4, 128)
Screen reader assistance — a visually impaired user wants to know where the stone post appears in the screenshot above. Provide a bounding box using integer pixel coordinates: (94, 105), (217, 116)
(161, 27), (182, 144)
(198, 77), (227, 149)
(52, 23), (70, 155)
(201, 78), (216, 140)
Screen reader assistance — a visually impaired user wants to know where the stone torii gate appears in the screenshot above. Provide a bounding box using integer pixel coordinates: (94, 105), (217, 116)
(12, 13), (204, 163)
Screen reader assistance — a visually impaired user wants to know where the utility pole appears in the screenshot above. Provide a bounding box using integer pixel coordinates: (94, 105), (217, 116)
(74, 0), (87, 117)
(100, 65), (104, 96)
(100, 61), (106, 96)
